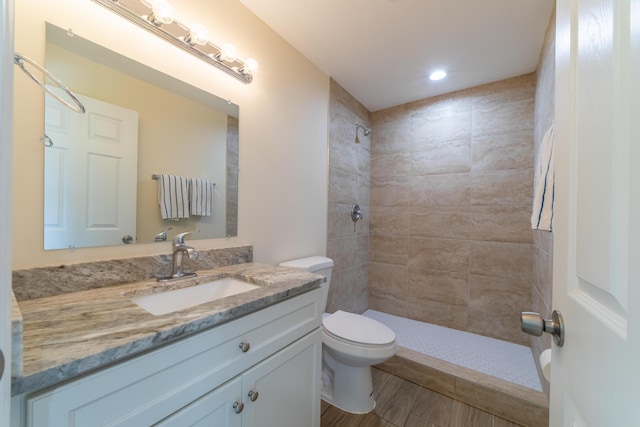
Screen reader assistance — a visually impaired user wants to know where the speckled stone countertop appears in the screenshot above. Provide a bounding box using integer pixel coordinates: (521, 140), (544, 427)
(11, 263), (323, 396)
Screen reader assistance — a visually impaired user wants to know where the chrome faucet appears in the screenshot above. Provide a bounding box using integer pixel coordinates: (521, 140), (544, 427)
(159, 231), (199, 282)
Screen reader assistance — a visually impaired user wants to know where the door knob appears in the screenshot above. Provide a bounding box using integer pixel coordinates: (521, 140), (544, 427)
(521, 310), (565, 346)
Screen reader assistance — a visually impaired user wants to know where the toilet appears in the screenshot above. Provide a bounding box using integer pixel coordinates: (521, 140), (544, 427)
(279, 256), (397, 414)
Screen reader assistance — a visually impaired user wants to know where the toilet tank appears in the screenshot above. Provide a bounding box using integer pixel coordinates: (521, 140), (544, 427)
(279, 256), (333, 311)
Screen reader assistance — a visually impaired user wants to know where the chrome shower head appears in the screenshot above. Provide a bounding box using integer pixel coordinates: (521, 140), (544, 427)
(355, 124), (372, 140)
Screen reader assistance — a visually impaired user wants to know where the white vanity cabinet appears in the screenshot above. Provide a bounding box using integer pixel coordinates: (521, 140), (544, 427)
(19, 288), (322, 427)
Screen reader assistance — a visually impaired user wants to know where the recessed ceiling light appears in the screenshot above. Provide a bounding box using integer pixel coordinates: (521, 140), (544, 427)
(429, 70), (447, 81)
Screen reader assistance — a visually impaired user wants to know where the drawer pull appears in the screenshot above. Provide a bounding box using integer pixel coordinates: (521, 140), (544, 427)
(239, 342), (250, 353)
(233, 401), (244, 414)
(248, 390), (259, 402)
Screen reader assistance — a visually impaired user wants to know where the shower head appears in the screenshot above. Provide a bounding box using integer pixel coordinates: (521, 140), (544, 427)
(355, 124), (372, 140)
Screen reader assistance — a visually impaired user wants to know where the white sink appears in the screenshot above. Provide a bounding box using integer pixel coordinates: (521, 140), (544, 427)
(130, 277), (260, 315)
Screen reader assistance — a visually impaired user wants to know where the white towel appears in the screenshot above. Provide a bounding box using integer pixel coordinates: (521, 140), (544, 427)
(190, 178), (215, 216)
(531, 125), (555, 231)
(157, 174), (190, 220)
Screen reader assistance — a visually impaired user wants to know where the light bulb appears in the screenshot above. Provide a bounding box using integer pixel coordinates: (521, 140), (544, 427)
(429, 70), (447, 81)
(149, 0), (175, 25)
(242, 58), (259, 75)
(220, 43), (238, 62)
(186, 24), (209, 46)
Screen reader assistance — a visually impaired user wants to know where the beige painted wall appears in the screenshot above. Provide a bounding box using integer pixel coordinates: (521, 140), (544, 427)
(13, 0), (329, 269)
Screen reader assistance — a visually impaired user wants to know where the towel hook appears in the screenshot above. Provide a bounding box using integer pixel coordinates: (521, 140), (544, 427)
(14, 52), (86, 114)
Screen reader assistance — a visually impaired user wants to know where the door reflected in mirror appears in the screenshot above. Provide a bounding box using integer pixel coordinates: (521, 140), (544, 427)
(43, 23), (239, 250)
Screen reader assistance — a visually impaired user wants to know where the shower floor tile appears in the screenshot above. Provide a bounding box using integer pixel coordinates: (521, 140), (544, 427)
(363, 309), (542, 391)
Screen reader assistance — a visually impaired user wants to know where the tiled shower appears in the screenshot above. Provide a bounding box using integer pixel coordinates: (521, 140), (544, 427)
(326, 7), (554, 395)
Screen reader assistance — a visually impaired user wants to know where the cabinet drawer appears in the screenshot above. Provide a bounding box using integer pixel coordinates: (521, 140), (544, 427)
(26, 288), (321, 426)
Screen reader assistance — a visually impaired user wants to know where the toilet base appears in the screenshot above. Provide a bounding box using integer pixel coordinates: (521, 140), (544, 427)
(321, 351), (377, 414)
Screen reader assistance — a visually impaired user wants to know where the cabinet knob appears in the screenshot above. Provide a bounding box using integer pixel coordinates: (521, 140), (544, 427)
(248, 390), (259, 402)
(233, 401), (244, 414)
(239, 342), (250, 353)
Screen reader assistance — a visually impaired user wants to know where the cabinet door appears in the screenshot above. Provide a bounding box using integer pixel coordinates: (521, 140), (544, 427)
(154, 377), (242, 427)
(242, 329), (321, 427)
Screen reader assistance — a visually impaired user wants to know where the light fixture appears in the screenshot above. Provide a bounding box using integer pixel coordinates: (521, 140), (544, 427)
(93, 0), (259, 84)
(429, 70), (447, 81)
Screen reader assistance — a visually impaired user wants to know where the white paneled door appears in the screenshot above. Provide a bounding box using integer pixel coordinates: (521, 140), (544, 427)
(44, 91), (138, 250)
(552, 0), (640, 425)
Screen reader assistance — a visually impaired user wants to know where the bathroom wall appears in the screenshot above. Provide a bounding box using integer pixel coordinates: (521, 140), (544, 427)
(369, 73), (536, 346)
(12, 0), (329, 269)
(326, 79), (371, 314)
(532, 8), (556, 394)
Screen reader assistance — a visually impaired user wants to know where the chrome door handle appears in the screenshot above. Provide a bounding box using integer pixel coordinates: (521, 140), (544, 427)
(521, 310), (565, 346)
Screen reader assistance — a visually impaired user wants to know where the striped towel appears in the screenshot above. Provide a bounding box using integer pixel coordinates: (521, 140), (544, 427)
(157, 174), (190, 220)
(531, 125), (554, 231)
(190, 178), (215, 216)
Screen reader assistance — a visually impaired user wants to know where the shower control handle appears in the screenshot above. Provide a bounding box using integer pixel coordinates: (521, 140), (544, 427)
(521, 310), (565, 346)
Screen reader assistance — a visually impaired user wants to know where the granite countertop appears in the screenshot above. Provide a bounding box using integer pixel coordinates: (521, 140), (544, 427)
(11, 263), (323, 396)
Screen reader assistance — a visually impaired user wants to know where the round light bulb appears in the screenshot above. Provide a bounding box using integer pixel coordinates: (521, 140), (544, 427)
(220, 43), (238, 62)
(243, 58), (259, 75)
(150, 0), (175, 25)
(187, 24), (209, 45)
(429, 70), (447, 81)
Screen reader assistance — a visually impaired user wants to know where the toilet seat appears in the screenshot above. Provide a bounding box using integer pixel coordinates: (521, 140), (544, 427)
(323, 310), (396, 346)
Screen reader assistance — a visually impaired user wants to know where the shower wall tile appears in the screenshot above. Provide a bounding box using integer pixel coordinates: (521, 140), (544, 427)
(366, 73), (536, 345)
(408, 268), (469, 307)
(406, 298), (470, 331)
(370, 235), (409, 265)
(470, 206), (533, 243)
(468, 274), (531, 314)
(371, 176), (410, 207)
(370, 207), (409, 237)
(371, 152), (411, 179)
(470, 242), (533, 282)
(471, 130), (534, 172)
(471, 169), (534, 207)
(468, 311), (530, 346)
(411, 139), (471, 176)
(410, 173), (471, 207)
(409, 238), (470, 273)
(327, 79), (371, 312)
(329, 168), (359, 204)
(533, 244), (553, 305)
(409, 207), (471, 240)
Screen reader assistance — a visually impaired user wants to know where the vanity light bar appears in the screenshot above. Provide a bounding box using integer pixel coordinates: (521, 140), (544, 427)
(92, 0), (257, 84)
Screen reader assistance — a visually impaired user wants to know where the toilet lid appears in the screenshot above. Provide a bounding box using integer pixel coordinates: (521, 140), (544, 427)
(322, 310), (396, 345)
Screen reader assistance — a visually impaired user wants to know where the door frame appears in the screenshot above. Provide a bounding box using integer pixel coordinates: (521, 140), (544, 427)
(0, 0), (14, 423)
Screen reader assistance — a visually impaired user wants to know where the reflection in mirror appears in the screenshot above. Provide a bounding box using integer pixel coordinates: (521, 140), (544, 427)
(43, 23), (239, 250)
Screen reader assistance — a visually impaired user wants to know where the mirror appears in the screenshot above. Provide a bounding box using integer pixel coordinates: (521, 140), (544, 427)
(42, 23), (239, 250)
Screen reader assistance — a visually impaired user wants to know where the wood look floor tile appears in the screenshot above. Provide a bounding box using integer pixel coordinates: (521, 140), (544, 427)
(493, 416), (524, 427)
(410, 387), (454, 426)
(404, 413), (441, 427)
(321, 405), (365, 427)
(357, 412), (398, 427)
(449, 400), (493, 427)
(373, 370), (421, 426)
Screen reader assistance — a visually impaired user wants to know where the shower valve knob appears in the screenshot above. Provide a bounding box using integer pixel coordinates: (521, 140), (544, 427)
(520, 310), (565, 346)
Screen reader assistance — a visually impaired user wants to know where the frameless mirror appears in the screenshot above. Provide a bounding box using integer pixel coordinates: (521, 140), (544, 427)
(43, 23), (239, 250)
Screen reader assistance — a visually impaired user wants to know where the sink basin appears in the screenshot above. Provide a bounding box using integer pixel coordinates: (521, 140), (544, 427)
(130, 277), (260, 315)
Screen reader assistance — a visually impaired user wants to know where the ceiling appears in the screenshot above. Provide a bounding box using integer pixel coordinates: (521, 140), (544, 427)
(239, 0), (555, 112)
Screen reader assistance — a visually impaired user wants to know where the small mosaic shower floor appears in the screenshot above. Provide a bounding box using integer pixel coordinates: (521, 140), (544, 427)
(363, 309), (542, 391)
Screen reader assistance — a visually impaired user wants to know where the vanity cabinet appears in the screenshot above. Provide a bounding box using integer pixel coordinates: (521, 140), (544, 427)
(19, 288), (322, 427)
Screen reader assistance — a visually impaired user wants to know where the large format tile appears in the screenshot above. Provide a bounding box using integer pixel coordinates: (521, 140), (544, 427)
(470, 206), (533, 243)
(472, 130), (534, 172)
(372, 152), (412, 179)
(411, 139), (471, 176)
(470, 241), (533, 282)
(371, 207), (410, 237)
(471, 169), (534, 207)
(372, 176), (411, 208)
(468, 274), (531, 314)
(409, 173), (471, 208)
(410, 387), (454, 426)
(408, 268), (469, 306)
(409, 206), (471, 240)
(409, 238), (470, 273)
(373, 369), (421, 426)
(371, 235), (409, 265)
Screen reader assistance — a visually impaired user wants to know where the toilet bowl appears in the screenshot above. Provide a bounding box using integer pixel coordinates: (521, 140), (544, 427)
(279, 256), (397, 414)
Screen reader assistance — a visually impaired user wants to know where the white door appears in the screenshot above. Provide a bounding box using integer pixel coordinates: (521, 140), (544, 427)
(0, 0), (13, 424)
(552, 0), (640, 425)
(44, 90), (138, 249)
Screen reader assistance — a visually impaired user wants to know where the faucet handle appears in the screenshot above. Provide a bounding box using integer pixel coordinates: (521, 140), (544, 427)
(173, 230), (198, 245)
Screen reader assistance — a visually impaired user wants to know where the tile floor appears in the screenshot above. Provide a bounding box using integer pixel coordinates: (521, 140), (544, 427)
(320, 368), (523, 427)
